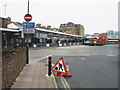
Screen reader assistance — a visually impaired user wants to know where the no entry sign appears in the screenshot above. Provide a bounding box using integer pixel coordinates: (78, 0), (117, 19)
(24, 14), (32, 22)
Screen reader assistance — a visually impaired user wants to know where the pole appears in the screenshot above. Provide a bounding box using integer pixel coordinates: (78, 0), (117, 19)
(26, 32), (29, 64)
(48, 56), (52, 76)
(4, 0), (7, 18)
(28, 0), (29, 14)
(26, 0), (30, 64)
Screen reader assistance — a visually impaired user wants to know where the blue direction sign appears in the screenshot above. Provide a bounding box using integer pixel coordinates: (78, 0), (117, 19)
(23, 28), (35, 33)
(23, 22), (35, 28)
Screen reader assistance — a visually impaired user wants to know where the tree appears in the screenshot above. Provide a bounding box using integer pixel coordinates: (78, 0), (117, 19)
(47, 25), (51, 29)
(42, 26), (46, 29)
(36, 23), (41, 28)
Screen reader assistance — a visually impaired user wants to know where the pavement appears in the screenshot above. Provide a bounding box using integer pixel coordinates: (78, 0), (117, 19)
(11, 61), (57, 89)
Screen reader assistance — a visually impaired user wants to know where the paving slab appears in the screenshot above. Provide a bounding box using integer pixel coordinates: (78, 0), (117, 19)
(11, 62), (56, 89)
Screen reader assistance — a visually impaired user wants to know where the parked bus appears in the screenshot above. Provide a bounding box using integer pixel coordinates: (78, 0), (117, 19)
(84, 34), (108, 46)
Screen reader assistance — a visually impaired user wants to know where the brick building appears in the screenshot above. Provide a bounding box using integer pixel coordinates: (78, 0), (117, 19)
(0, 17), (11, 28)
(59, 22), (85, 36)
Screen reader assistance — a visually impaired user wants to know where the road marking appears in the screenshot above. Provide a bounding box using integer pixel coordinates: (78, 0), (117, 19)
(61, 78), (71, 90)
(106, 54), (118, 56)
(81, 57), (85, 60)
(84, 54), (90, 56)
(110, 50), (112, 54)
(61, 79), (67, 88)
(52, 72), (58, 88)
(33, 55), (53, 62)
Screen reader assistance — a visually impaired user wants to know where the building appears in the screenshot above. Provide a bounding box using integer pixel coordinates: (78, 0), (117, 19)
(0, 17), (11, 28)
(7, 21), (81, 47)
(106, 30), (119, 39)
(7, 22), (23, 29)
(59, 22), (85, 36)
(0, 28), (27, 89)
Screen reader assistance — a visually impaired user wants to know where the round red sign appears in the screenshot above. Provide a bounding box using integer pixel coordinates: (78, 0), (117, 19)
(24, 14), (32, 22)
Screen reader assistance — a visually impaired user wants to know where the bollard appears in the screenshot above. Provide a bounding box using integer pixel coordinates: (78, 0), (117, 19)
(48, 56), (52, 76)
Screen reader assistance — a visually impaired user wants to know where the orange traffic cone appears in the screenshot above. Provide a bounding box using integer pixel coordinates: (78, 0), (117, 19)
(55, 72), (64, 79)
(63, 61), (72, 77)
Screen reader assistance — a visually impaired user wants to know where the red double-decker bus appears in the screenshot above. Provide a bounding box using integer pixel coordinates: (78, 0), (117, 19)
(84, 34), (108, 46)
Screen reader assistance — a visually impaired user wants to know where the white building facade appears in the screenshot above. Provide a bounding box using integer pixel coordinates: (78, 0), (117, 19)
(106, 30), (119, 39)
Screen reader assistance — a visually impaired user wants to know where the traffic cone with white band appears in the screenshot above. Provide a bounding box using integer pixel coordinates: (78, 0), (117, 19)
(63, 61), (72, 77)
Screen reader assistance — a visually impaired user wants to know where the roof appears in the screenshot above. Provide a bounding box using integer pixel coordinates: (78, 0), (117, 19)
(0, 26), (81, 37)
(0, 28), (19, 32)
(0, 17), (6, 19)
(36, 28), (80, 37)
(7, 22), (23, 29)
(13, 22), (22, 28)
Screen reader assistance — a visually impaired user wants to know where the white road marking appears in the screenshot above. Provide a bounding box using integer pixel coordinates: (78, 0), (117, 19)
(81, 57), (85, 60)
(33, 55), (53, 62)
(106, 54), (118, 56)
(61, 78), (71, 90)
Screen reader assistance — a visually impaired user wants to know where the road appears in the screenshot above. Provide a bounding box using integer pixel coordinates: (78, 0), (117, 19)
(29, 44), (118, 88)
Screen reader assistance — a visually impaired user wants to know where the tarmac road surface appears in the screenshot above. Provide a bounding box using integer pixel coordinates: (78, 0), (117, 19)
(30, 44), (118, 88)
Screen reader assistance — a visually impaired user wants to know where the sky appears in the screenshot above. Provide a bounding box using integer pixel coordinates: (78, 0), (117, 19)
(0, 0), (119, 34)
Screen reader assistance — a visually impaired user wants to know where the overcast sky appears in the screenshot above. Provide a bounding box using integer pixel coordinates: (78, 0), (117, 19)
(0, 0), (119, 34)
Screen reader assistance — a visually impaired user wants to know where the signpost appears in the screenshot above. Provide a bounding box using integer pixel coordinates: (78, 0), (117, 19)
(24, 14), (32, 22)
(23, 0), (35, 64)
(23, 22), (35, 33)
(23, 22), (35, 28)
(23, 13), (34, 64)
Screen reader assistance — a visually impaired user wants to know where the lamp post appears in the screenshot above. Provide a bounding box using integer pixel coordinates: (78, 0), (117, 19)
(26, 0), (30, 64)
